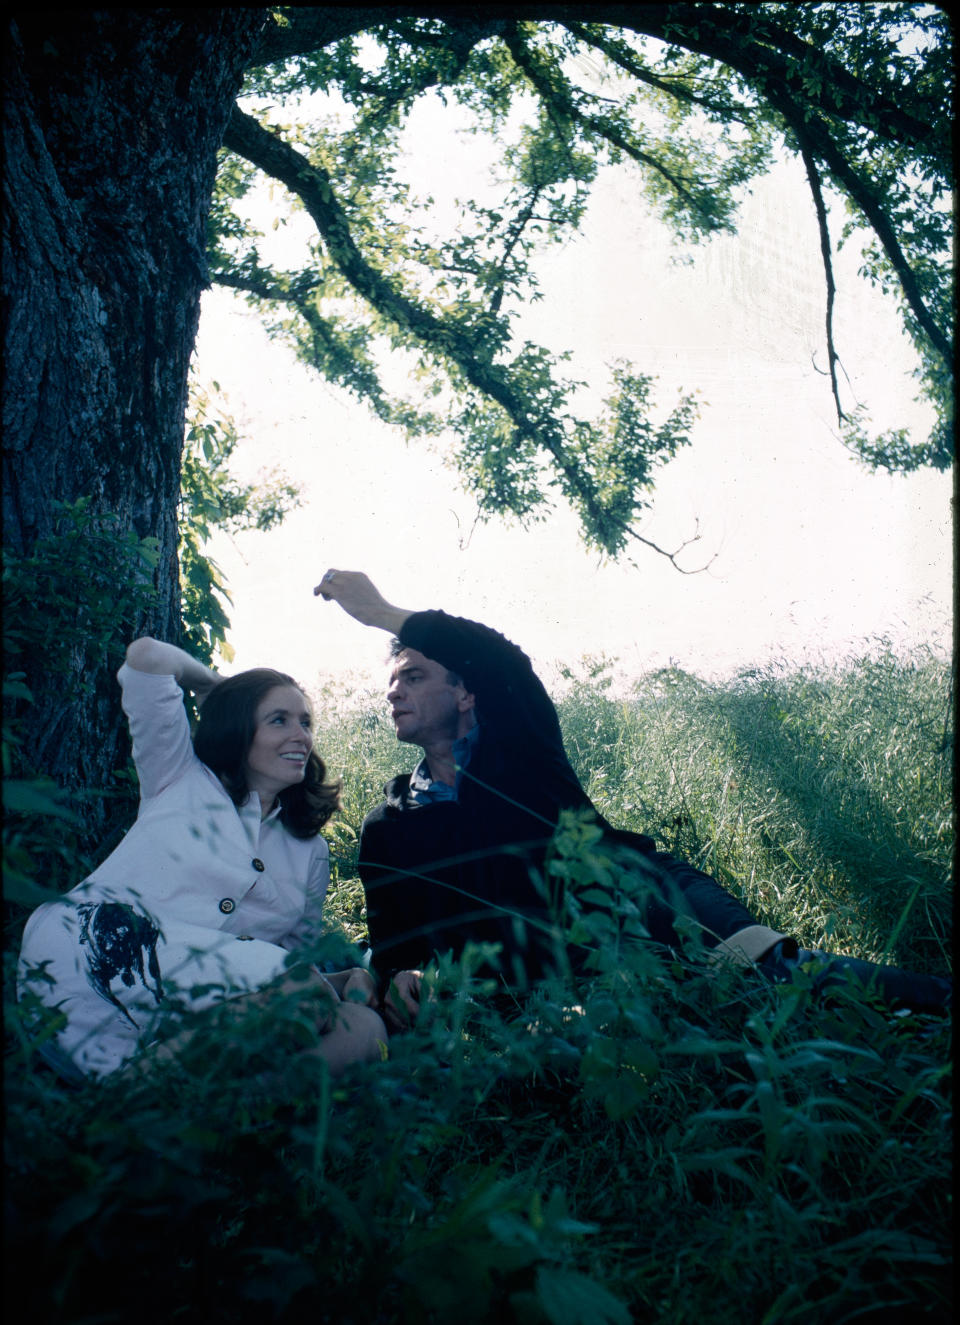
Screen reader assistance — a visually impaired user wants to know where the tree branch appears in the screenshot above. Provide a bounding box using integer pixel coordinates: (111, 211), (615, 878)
(709, 8), (947, 158)
(212, 265), (399, 422)
(798, 140), (844, 425)
(255, 6), (947, 162)
(502, 23), (708, 224)
(562, 19), (756, 125)
(487, 187), (544, 315)
(247, 9), (950, 371)
(222, 103), (696, 560)
(342, 18), (504, 128)
(762, 80), (951, 365)
(251, 8), (393, 66)
(625, 517), (716, 574)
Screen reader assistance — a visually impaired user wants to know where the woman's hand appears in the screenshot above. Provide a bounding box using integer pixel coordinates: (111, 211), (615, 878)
(382, 969), (422, 1032)
(313, 570), (412, 635)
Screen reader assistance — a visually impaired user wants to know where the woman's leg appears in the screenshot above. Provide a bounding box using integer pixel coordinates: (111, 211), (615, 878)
(18, 900), (147, 1078)
(147, 969), (389, 1078)
(255, 970), (390, 1070)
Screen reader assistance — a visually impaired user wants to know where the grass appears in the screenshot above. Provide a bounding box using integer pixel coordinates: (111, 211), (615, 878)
(3, 648), (953, 1324)
(554, 647), (953, 975)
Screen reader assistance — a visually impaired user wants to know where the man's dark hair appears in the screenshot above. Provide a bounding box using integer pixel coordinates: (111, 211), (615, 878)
(388, 637), (463, 688)
(193, 668), (341, 838)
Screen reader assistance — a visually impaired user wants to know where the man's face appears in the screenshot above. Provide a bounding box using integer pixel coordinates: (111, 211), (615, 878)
(387, 648), (475, 747)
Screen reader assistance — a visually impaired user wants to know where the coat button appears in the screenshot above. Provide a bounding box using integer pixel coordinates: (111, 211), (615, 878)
(252, 858), (265, 872)
(219, 898), (236, 914)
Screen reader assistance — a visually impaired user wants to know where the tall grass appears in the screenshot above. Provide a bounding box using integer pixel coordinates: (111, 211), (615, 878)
(555, 647), (953, 975)
(4, 650), (952, 1324)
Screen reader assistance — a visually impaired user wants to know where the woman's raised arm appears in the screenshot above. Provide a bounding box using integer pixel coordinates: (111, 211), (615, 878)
(125, 637), (220, 698)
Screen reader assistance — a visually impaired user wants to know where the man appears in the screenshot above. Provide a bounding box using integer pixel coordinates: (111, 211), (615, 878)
(316, 570), (951, 1027)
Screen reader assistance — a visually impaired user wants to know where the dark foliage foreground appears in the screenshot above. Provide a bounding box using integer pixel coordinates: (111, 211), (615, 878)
(5, 849), (952, 1325)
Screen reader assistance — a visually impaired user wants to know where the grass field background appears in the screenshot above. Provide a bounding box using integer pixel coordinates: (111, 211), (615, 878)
(4, 645), (953, 1323)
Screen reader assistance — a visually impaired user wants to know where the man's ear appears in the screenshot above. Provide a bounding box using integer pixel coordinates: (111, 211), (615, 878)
(456, 687), (476, 715)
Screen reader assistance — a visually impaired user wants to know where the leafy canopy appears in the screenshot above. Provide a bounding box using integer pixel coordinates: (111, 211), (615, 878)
(209, 3), (953, 564)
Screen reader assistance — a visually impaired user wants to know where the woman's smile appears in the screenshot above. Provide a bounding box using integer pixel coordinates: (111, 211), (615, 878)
(244, 684), (314, 804)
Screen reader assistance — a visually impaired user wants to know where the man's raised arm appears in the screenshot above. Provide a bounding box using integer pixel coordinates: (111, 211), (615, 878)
(314, 569), (414, 635)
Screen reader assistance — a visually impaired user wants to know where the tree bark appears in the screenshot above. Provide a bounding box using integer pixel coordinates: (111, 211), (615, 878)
(3, 9), (266, 839)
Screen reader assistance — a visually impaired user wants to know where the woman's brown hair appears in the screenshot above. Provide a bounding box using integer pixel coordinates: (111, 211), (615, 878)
(192, 668), (341, 838)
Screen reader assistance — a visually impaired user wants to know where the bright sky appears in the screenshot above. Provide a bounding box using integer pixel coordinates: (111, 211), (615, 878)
(193, 146), (951, 699)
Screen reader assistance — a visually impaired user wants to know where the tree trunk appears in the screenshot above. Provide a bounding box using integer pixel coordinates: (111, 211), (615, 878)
(2, 9), (266, 846)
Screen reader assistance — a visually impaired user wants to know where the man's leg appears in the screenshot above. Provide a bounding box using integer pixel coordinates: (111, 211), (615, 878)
(758, 940), (952, 1014)
(637, 848), (951, 1015)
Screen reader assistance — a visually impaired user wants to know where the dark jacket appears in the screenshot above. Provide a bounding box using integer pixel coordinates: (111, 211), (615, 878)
(358, 610), (755, 983)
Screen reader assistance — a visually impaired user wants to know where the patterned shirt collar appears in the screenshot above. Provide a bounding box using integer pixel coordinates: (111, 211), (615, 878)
(407, 722), (480, 805)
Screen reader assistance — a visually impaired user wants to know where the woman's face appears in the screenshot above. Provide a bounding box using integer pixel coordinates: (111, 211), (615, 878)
(243, 684), (314, 805)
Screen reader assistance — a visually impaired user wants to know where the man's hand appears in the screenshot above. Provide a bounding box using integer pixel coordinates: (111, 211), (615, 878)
(321, 966), (379, 1007)
(313, 569), (412, 635)
(382, 969), (422, 1032)
(340, 966), (379, 1007)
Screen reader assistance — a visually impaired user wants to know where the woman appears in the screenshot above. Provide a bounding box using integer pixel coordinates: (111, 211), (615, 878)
(17, 637), (387, 1080)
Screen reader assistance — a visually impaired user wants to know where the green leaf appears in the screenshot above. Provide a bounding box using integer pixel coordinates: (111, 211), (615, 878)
(535, 1267), (631, 1325)
(3, 778), (76, 820)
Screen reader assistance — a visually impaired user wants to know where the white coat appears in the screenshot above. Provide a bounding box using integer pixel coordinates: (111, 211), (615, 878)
(18, 664), (331, 1077)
